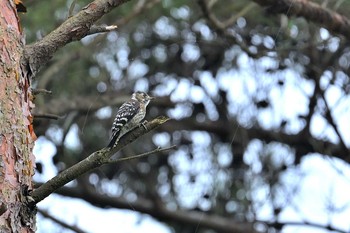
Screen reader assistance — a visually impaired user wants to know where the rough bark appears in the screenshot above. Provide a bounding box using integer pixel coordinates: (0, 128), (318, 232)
(0, 1), (36, 232)
(0, 0), (134, 232)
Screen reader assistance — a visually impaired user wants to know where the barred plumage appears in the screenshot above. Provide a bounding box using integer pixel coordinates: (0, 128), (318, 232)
(107, 91), (153, 148)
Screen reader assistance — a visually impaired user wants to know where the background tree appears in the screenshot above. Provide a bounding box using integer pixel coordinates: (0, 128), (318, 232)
(1, 0), (349, 232)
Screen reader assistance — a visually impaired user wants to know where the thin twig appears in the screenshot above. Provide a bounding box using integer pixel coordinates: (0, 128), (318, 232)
(320, 93), (349, 153)
(32, 89), (52, 95)
(34, 113), (61, 120)
(223, 3), (256, 28)
(261, 220), (348, 233)
(115, 0), (160, 26)
(108, 145), (176, 163)
(88, 25), (118, 35)
(199, 0), (255, 30)
(313, 74), (349, 154)
(38, 209), (87, 233)
(197, 0), (255, 57)
(62, 0), (161, 52)
(68, 0), (78, 18)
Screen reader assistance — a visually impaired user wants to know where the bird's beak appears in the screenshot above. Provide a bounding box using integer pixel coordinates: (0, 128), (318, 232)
(149, 96), (155, 100)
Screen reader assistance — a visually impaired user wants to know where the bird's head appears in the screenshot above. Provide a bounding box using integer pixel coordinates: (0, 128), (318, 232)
(131, 91), (154, 105)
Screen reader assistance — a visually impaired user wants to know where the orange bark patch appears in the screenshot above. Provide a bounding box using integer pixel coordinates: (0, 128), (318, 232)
(14, 0), (27, 12)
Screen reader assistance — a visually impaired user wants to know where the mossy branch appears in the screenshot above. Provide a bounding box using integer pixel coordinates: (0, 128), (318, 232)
(31, 116), (170, 204)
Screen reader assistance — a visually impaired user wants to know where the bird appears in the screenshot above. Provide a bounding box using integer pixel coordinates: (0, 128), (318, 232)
(107, 91), (154, 148)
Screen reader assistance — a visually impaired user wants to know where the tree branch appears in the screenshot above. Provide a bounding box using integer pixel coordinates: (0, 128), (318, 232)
(22, 0), (132, 78)
(115, 0), (161, 26)
(37, 52), (80, 89)
(197, 0), (256, 57)
(262, 220), (348, 233)
(38, 209), (88, 233)
(32, 89), (52, 95)
(33, 113), (61, 120)
(46, 185), (258, 233)
(198, 0), (256, 31)
(31, 116), (170, 204)
(108, 145), (177, 163)
(252, 0), (350, 40)
(320, 90), (349, 154)
(162, 119), (349, 162)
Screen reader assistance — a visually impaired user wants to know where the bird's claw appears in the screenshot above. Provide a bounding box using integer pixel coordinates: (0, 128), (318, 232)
(140, 120), (148, 130)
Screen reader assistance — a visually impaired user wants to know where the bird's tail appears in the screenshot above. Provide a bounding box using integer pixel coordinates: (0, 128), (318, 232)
(107, 131), (119, 148)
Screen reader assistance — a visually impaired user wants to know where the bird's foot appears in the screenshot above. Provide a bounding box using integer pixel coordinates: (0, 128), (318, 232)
(140, 120), (148, 130)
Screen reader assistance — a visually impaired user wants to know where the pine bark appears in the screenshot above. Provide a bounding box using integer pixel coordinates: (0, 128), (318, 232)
(0, 1), (36, 232)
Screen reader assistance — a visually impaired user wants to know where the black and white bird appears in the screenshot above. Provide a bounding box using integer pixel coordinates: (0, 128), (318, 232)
(107, 91), (154, 148)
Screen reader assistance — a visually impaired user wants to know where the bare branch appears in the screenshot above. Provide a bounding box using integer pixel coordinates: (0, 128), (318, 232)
(197, 0), (256, 57)
(33, 113), (61, 120)
(37, 52), (80, 89)
(198, 0), (256, 30)
(68, 0), (78, 18)
(88, 25), (118, 35)
(47, 185), (258, 233)
(115, 0), (160, 26)
(162, 119), (349, 162)
(262, 220), (348, 233)
(252, 0), (350, 40)
(38, 209), (87, 233)
(320, 91), (349, 154)
(32, 89), (52, 95)
(31, 116), (170, 204)
(108, 145), (177, 163)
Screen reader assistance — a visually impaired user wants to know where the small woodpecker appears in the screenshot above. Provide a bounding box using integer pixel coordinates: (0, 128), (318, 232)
(107, 91), (154, 148)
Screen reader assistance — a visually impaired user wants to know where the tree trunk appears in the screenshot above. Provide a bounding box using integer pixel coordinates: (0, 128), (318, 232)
(0, 1), (36, 232)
